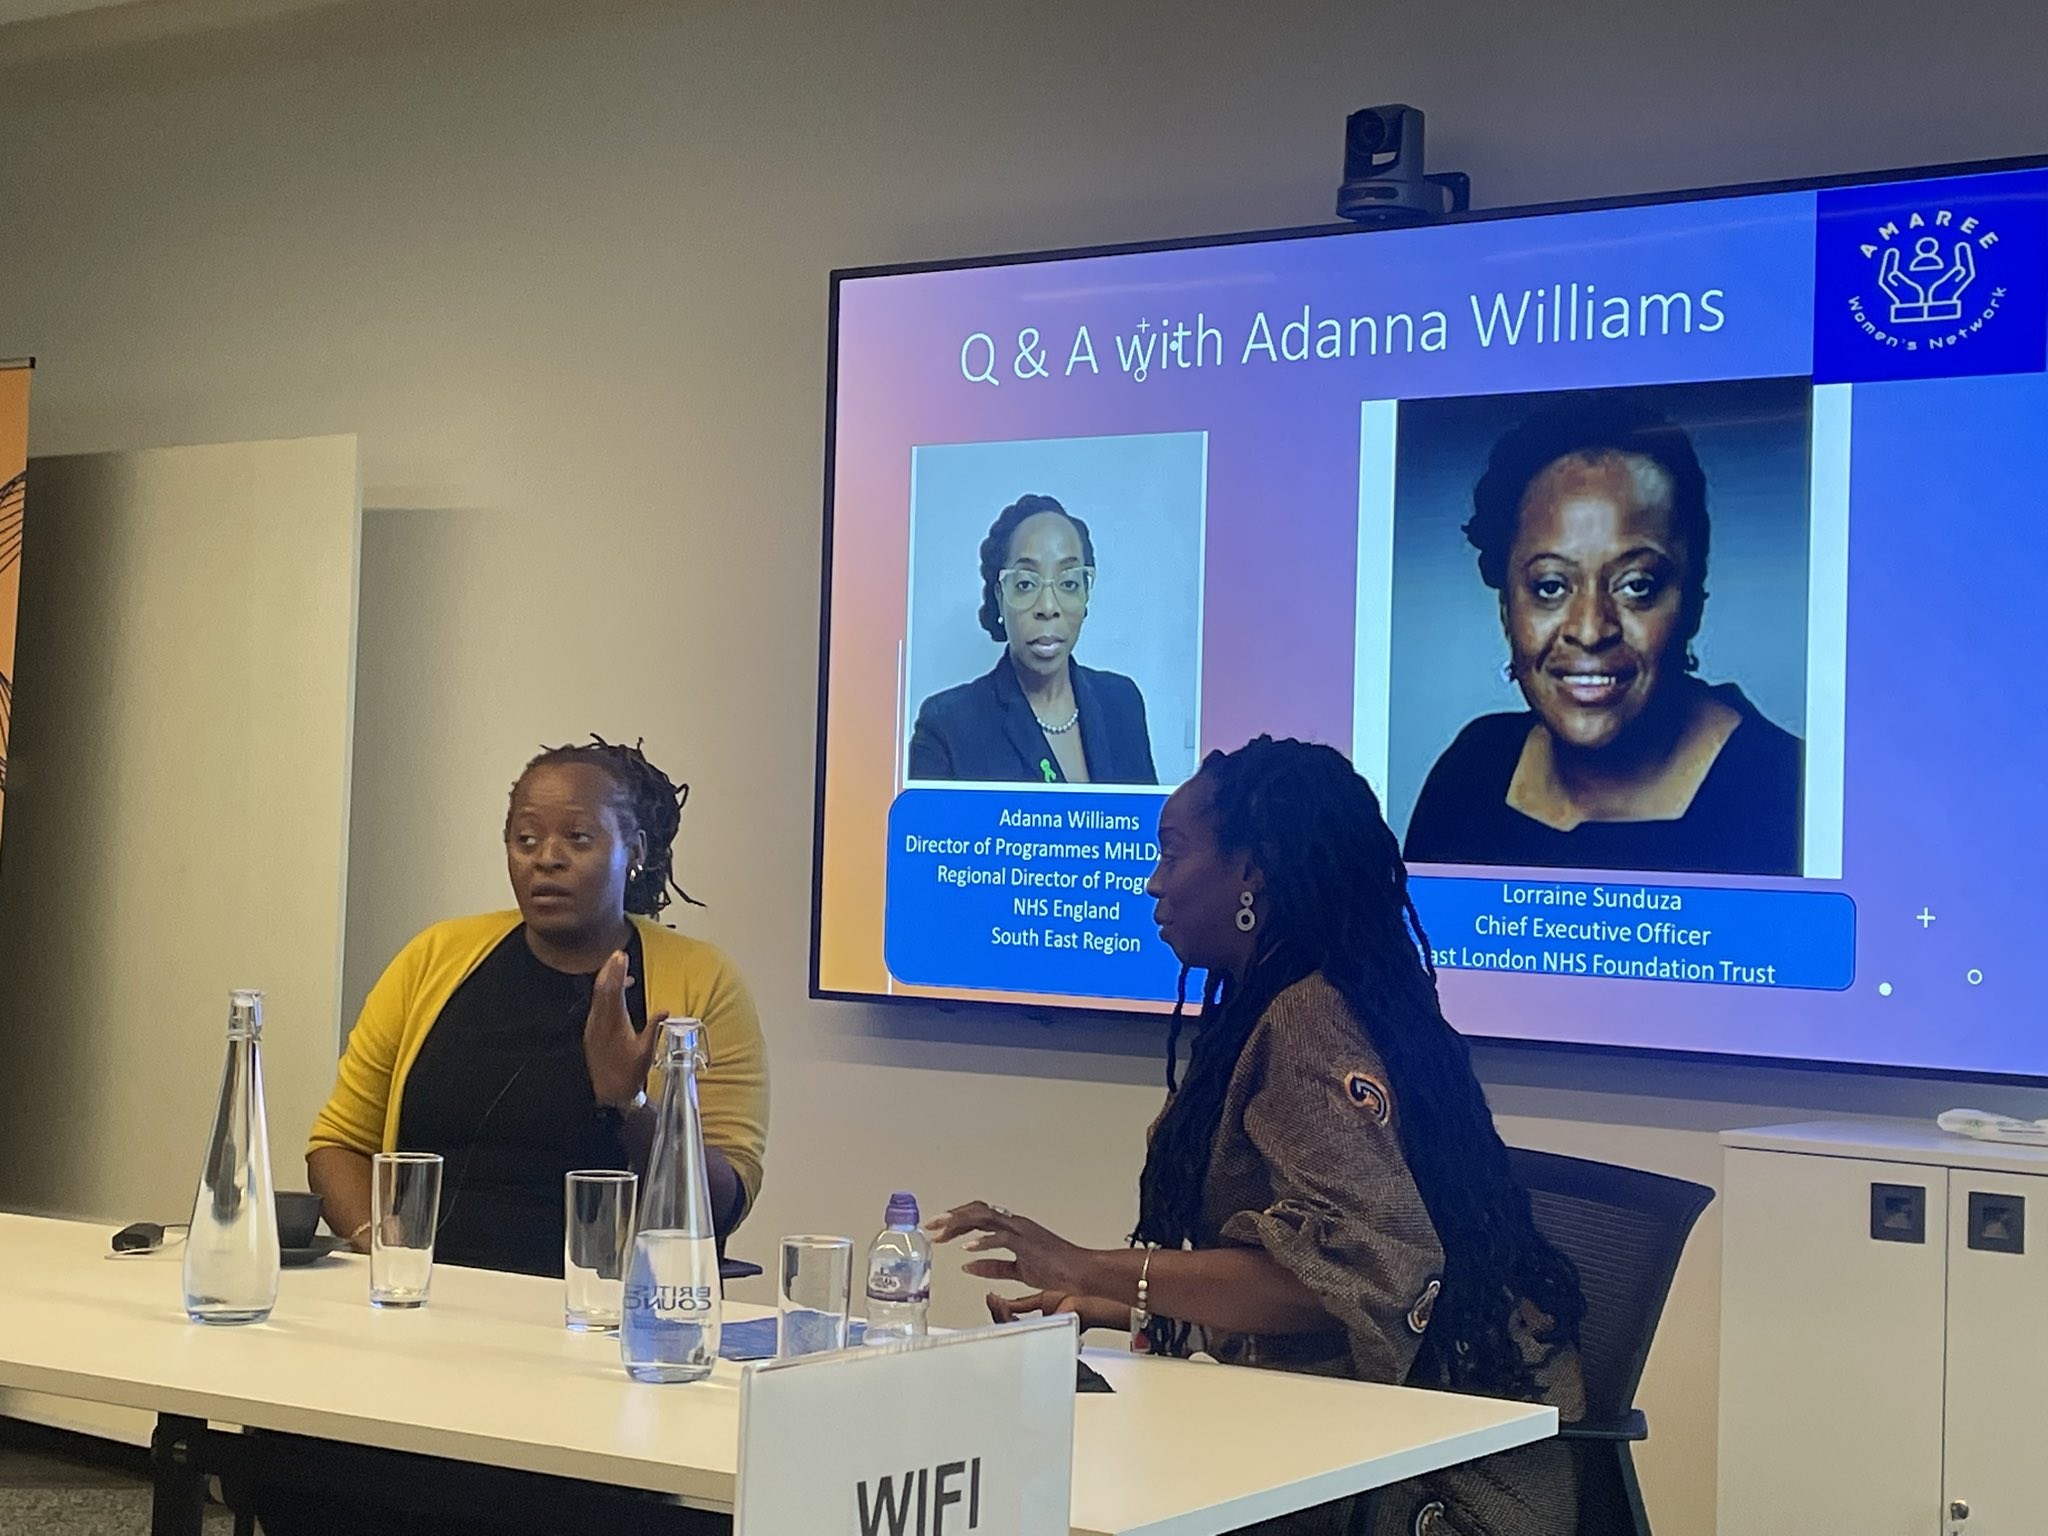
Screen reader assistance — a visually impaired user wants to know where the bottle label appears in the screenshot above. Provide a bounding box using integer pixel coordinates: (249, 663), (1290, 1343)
(628, 1283), (716, 1319)
(623, 1233), (720, 1322)
(866, 1281), (930, 1304)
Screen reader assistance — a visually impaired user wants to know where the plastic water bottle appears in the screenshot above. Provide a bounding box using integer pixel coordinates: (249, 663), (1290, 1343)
(862, 1192), (931, 1345)
(621, 1020), (722, 1382)
(182, 990), (281, 1325)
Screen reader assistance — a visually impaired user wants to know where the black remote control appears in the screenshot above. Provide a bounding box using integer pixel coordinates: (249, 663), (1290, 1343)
(111, 1221), (164, 1253)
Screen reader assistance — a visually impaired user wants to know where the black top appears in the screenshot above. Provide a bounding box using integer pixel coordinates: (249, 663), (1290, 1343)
(397, 925), (645, 1276)
(1403, 684), (1803, 878)
(906, 657), (1158, 785)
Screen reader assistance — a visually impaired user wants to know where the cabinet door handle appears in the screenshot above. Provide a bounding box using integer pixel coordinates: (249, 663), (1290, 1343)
(1870, 1182), (1928, 1243)
(1950, 1497), (1970, 1521)
(1965, 1191), (2025, 1254)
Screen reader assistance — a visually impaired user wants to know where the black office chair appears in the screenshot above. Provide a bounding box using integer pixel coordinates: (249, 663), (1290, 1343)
(1508, 1147), (1714, 1536)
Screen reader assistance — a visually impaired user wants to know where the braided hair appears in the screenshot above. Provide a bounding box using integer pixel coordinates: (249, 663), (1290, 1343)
(508, 735), (700, 919)
(1133, 736), (1583, 1395)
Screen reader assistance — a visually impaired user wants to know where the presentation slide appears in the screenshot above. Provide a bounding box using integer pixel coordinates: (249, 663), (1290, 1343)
(814, 159), (2048, 1078)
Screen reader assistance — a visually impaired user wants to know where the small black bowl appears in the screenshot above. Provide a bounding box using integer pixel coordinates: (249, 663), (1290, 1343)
(276, 1190), (324, 1250)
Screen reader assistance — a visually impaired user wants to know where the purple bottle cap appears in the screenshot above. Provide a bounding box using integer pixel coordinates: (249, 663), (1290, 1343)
(885, 1192), (919, 1227)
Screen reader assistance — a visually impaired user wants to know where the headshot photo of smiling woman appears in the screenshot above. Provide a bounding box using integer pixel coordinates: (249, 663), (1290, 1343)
(1395, 384), (1814, 877)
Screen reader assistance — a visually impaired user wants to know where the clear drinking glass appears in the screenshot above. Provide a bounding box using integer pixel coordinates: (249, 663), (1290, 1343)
(778, 1235), (854, 1358)
(370, 1152), (443, 1309)
(565, 1170), (637, 1331)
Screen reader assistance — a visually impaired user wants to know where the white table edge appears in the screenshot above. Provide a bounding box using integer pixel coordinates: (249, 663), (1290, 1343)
(1069, 1399), (1559, 1536)
(0, 1357), (738, 1510)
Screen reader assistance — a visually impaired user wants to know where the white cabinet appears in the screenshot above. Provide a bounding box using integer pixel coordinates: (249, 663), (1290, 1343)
(1717, 1121), (2048, 1536)
(1939, 1163), (2047, 1536)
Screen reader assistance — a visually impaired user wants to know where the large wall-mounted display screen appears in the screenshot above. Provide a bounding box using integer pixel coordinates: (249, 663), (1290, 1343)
(814, 157), (2048, 1079)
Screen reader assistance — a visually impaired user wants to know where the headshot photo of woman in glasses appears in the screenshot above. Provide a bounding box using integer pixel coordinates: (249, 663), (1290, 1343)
(907, 493), (1160, 785)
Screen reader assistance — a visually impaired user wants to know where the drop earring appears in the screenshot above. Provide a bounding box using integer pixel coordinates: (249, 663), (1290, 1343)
(1236, 891), (1257, 932)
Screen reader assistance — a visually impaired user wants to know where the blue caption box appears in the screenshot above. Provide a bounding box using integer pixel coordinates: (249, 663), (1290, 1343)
(884, 787), (1180, 1001)
(1411, 876), (1856, 991)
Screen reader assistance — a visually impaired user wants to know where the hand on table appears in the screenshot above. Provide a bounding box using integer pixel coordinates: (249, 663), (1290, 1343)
(986, 1288), (1132, 1335)
(583, 950), (667, 1110)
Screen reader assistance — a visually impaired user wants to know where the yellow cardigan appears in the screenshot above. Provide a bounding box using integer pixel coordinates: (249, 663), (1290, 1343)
(308, 911), (768, 1215)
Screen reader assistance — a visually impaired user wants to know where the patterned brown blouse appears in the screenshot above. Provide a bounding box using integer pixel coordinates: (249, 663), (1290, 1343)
(1182, 973), (1583, 1536)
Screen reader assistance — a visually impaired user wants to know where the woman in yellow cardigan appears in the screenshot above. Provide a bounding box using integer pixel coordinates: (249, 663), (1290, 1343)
(308, 737), (767, 1276)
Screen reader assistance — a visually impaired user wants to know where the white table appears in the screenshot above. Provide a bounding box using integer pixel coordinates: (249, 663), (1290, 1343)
(0, 1214), (1555, 1535)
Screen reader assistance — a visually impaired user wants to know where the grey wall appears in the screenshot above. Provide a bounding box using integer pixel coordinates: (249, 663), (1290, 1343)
(5, 2), (2048, 1529)
(0, 435), (359, 1220)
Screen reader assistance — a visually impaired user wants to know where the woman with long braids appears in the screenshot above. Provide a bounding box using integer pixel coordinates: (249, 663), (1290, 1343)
(307, 736), (767, 1276)
(930, 736), (1584, 1536)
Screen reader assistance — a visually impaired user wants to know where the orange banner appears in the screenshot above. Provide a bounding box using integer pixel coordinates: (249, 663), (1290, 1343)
(0, 363), (29, 843)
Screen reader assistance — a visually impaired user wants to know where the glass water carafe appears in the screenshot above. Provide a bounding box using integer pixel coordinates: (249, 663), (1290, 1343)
(182, 989), (281, 1324)
(620, 1019), (721, 1381)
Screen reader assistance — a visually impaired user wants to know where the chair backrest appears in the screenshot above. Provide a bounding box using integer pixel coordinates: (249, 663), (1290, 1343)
(1507, 1147), (1715, 1424)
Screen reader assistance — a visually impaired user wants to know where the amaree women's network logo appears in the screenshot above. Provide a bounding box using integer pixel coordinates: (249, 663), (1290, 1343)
(1812, 169), (2048, 384)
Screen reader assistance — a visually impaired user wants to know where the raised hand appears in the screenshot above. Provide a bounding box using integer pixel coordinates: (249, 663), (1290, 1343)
(582, 950), (665, 1109)
(1928, 242), (1977, 306)
(1877, 245), (1926, 311)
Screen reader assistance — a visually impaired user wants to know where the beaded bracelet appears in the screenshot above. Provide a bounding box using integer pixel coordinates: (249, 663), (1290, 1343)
(1129, 1245), (1156, 1354)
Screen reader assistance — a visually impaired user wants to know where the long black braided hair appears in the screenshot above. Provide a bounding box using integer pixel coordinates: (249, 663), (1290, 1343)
(1133, 736), (1583, 1396)
(508, 735), (701, 919)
